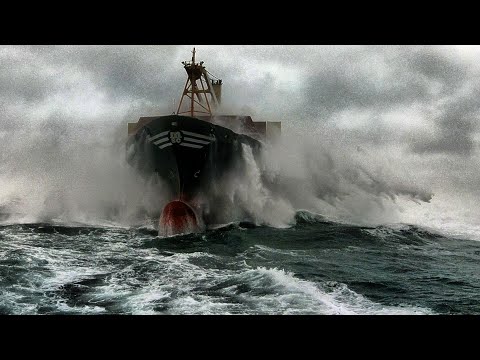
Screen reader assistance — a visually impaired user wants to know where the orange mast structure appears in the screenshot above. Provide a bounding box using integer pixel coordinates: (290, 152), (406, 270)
(176, 48), (222, 117)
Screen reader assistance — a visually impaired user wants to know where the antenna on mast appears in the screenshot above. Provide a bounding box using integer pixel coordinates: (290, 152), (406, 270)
(176, 47), (221, 117)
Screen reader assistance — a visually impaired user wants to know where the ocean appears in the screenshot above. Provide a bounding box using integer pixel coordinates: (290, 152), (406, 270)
(1, 211), (479, 315)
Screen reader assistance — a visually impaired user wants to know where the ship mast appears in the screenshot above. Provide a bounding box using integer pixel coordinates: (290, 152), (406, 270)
(176, 48), (222, 117)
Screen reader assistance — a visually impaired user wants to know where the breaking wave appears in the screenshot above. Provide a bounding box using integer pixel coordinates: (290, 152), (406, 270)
(0, 220), (453, 315)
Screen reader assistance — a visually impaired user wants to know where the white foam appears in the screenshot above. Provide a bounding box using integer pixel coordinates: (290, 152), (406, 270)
(395, 192), (480, 242)
(235, 267), (432, 315)
(0, 291), (39, 315)
(0, 225), (436, 315)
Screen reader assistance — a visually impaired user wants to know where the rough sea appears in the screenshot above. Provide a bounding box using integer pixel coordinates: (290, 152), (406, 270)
(2, 121), (480, 316)
(4, 44), (480, 320)
(1, 210), (479, 315)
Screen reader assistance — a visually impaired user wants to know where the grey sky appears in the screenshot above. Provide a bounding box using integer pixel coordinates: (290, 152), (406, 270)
(1, 45), (480, 159)
(2, 45), (480, 226)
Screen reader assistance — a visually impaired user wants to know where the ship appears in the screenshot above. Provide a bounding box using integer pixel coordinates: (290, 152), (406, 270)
(126, 48), (281, 235)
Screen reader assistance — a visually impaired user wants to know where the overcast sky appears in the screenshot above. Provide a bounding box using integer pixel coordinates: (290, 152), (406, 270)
(2, 45), (479, 147)
(1, 45), (480, 188)
(2, 45), (480, 228)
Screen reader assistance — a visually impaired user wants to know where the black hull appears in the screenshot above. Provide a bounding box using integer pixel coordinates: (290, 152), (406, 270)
(127, 115), (262, 212)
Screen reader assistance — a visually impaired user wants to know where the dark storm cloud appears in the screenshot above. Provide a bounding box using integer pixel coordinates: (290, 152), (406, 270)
(67, 46), (181, 102)
(301, 46), (470, 117)
(411, 117), (474, 156)
(302, 69), (429, 118)
(410, 84), (480, 156)
(402, 46), (468, 88)
(277, 45), (478, 157)
(0, 50), (50, 103)
(0, 46), (184, 119)
(1, 45), (479, 157)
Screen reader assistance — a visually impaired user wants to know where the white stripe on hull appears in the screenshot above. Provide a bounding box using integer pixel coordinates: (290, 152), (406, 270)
(153, 137), (169, 145)
(180, 142), (203, 149)
(183, 136), (210, 145)
(148, 131), (170, 142)
(159, 142), (173, 149)
(181, 130), (216, 141)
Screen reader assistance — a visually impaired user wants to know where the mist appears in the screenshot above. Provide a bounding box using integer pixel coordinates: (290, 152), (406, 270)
(1, 45), (480, 239)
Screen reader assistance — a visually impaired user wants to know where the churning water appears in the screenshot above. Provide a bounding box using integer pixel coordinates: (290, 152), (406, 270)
(1, 211), (479, 315)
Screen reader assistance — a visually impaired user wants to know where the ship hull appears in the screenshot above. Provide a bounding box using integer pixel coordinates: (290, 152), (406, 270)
(126, 115), (262, 229)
